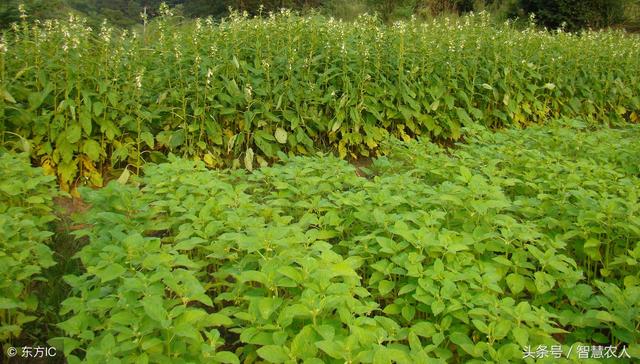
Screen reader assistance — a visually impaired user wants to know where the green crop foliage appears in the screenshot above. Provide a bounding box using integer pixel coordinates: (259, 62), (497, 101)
(0, 151), (61, 346)
(53, 121), (639, 363)
(0, 8), (639, 190)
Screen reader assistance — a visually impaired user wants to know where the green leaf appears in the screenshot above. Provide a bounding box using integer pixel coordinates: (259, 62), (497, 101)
(512, 326), (529, 347)
(82, 140), (102, 161)
(0, 298), (19, 309)
(431, 300), (445, 316)
(583, 238), (602, 260)
(411, 322), (436, 338)
(117, 168), (130, 185)
(140, 132), (154, 148)
(67, 124), (82, 143)
(100, 333), (115, 351)
(459, 166), (472, 182)
(402, 304), (416, 321)
(141, 337), (163, 350)
(290, 325), (317, 357)
(174, 237), (206, 251)
(206, 313), (234, 327)
(378, 280), (395, 295)
(472, 319), (489, 334)
(80, 111), (92, 135)
(315, 340), (344, 359)
(93, 102), (104, 117)
(274, 128), (288, 144)
(534, 271), (555, 294)
(98, 263), (126, 282)
(456, 107), (473, 125)
(257, 345), (289, 363)
(1, 88), (16, 103)
(142, 296), (168, 324)
(505, 273), (525, 294)
(493, 320), (511, 340)
(214, 352), (240, 364)
(450, 332), (477, 357)
(174, 322), (201, 340)
(244, 147), (254, 171)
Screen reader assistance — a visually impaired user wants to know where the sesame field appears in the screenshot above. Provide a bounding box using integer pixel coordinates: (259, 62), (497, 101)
(1, 7), (640, 364)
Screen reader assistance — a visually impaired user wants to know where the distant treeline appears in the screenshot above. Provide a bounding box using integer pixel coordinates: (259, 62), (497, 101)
(1, 0), (639, 30)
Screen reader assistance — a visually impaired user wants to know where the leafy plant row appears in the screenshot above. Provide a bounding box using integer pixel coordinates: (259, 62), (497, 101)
(54, 121), (640, 363)
(0, 152), (61, 346)
(1, 9), (639, 190)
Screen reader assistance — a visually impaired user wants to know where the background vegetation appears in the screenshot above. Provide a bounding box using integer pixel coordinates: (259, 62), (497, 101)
(2, 0), (640, 30)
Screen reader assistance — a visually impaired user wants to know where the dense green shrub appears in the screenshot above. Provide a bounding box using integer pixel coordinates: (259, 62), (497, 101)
(0, 152), (60, 345)
(56, 122), (640, 363)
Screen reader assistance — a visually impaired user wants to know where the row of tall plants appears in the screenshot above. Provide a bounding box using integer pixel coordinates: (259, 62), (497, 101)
(1, 8), (639, 190)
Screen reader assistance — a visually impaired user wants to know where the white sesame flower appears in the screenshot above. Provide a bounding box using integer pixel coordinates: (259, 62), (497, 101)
(159, 2), (174, 17)
(18, 3), (27, 20)
(206, 68), (213, 86)
(140, 8), (148, 23)
(135, 70), (144, 89)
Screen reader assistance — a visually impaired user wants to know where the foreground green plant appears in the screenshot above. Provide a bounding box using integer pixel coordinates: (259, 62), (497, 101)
(0, 151), (60, 346)
(55, 122), (639, 363)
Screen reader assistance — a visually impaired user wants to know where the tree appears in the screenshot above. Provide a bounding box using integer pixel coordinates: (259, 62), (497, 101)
(517, 0), (626, 30)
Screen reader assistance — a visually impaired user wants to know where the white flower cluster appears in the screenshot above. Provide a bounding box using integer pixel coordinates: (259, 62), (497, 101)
(159, 3), (174, 17)
(206, 68), (213, 86)
(99, 20), (112, 44)
(135, 69), (144, 89)
(18, 3), (27, 21)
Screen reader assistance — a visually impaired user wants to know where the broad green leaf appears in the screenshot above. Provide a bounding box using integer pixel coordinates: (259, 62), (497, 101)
(97, 263), (126, 282)
(205, 313), (233, 327)
(214, 352), (240, 364)
(506, 273), (525, 294)
(93, 102), (104, 117)
(412, 322), (436, 338)
(274, 128), (288, 144)
(140, 131), (154, 148)
(512, 326), (529, 347)
(534, 271), (555, 294)
(1, 88), (16, 103)
(244, 147), (254, 171)
(79, 111), (92, 135)
(142, 296), (168, 324)
(315, 340), (344, 359)
(117, 168), (130, 184)
(257, 345), (289, 363)
(450, 332), (477, 357)
(82, 140), (102, 161)
(67, 125), (82, 143)
(379, 280), (395, 295)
